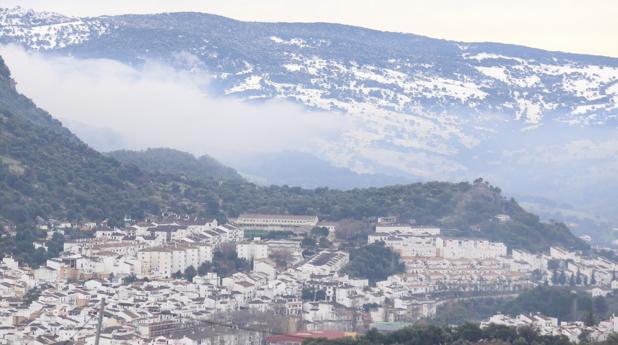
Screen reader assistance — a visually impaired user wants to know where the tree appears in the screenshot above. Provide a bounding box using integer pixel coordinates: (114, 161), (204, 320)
(591, 271), (597, 285)
(318, 237), (331, 248)
(197, 245), (251, 278)
(559, 271), (566, 285)
(301, 288), (314, 301)
(579, 329), (592, 343)
(502, 286), (587, 321)
(172, 270), (182, 279)
(342, 242), (405, 283)
(184, 265), (197, 281)
(551, 270), (559, 285)
(122, 273), (138, 285)
(593, 296), (608, 316)
(197, 261), (211, 275)
(576, 269), (582, 285)
(457, 323), (482, 342)
(583, 308), (596, 326)
(269, 249), (293, 269)
(301, 236), (316, 248)
(310, 226), (329, 238)
(513, 337), (527, 345)
(47, 232), (64, 259)
(335, 219), (372, 244)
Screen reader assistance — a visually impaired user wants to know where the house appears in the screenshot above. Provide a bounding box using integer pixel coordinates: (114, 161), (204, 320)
(299, 251), (349, 275)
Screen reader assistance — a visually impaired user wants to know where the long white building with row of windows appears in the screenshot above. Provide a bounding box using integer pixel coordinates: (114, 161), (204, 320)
(369, 232), (507, 259)
(233, 213), (319, 232)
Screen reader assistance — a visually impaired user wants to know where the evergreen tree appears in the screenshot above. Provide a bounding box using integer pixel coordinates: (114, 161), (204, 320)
(551, 270), (559, 285)
(122, 273), (138, 284)
(569, 274), (576, 287)
(576, 269), (582, 285)
(591, 271), (597, 285)
(184, 265), (197, 281)
(593, 296), (609, 316)
(583, 308), (596, 326)
(46, 232), (64, 258)
(559, 270), (567, 285)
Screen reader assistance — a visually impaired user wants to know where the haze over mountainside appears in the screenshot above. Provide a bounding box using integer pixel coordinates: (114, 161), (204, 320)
(0, 53), (589, 251)
(0, 57), (159, 222)
(223, 151), (412, 189)
(1, 7), (617, 228)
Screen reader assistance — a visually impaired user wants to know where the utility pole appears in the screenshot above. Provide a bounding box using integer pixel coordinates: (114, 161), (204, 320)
(94, 297), (106, 345)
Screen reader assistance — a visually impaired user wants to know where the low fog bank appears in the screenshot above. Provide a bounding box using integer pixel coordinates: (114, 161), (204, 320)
(0, 45), (350, 160)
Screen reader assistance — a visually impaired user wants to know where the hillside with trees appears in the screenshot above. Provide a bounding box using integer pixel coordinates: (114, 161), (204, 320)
(303, 323), (576, 345)
(0, 55), (587, 255)
(107, 148), (243, 183)
(342, 242), (405, 283)
(431, 286), (614, 326)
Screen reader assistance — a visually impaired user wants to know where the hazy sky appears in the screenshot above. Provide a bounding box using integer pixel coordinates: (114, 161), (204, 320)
(2, 0), (617, 57)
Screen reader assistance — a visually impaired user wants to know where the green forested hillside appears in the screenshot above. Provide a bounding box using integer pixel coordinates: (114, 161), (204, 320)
(303, 323), (577, 345)
(0, 56), (220, 224)
(0, 55), (587, 253)
(107, 148), (243, 182)
(211, 180), (587, 252)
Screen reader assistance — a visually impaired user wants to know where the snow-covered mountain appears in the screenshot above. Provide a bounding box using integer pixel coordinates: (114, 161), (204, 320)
(1, 6), (618, 224)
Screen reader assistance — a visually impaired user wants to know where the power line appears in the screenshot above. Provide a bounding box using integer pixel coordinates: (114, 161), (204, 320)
(94, 297), (106, 345)
(64, 293), (118, 343)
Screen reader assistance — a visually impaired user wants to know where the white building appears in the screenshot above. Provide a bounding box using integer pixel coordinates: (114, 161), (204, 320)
(438, 238), (507, 259)
(375, 224), (440, 236)
(237, 242), (269, 261)
(371, 234), (507, 260)
(234, 214), (318, 232)
(138, 243), (212, 278)
(300, 251), (349, 275)
(369, 234), (440, 258)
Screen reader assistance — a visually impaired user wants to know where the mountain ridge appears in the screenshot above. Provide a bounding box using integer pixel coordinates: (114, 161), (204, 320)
(107, 148), (244, 183)
(1, 6), (617, 227)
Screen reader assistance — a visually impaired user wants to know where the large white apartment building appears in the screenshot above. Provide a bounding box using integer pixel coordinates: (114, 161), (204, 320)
(374, 224), (440, 236)
(371, 233), (507, 260)
(236, 242), (269, 261)
(369, 234), (440, 258)
(138, 243), (213, 278)
(438, 238), (507, 259)
(234, 214), (318, 232)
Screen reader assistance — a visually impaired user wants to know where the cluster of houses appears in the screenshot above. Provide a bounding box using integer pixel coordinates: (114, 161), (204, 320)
(482, 313), (618, 343)
(1, 213), (618, 344)
(370, 220), (618, 296)
(369, 221), (532, 293)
